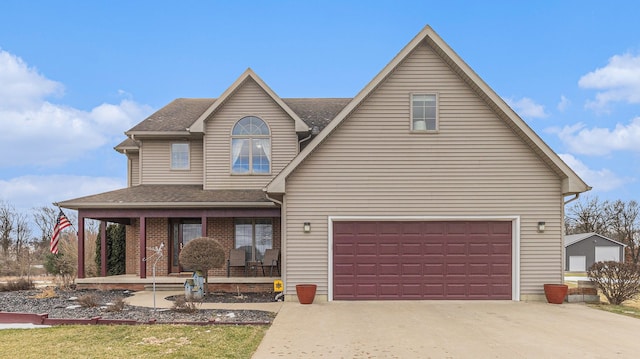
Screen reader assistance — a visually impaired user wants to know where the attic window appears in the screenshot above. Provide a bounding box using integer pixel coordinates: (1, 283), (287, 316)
(411, 94), (438, 132)
(231, 116), (271, 174)
(171, 143), (190, 170)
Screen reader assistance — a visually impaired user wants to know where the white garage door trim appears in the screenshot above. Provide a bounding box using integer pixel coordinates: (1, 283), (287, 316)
(328, 215), (521, 302)
(569, 255), (586, 271)
(595, 246), (620, 262)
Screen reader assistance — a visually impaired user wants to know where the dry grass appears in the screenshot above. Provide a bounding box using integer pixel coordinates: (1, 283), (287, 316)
(30, 287), (57, 299)
(0, 324), (267, 358)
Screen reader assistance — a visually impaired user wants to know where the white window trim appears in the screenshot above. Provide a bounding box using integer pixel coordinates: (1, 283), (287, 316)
(410, 93), (439, 133)
(170, 142), (190, 170)
(230, 116), (272, 175)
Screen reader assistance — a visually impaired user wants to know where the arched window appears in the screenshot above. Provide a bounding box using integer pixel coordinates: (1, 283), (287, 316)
(231, 116), (271, 174)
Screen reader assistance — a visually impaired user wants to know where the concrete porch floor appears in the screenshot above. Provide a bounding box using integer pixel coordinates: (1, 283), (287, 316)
(75, 274), (281, 292)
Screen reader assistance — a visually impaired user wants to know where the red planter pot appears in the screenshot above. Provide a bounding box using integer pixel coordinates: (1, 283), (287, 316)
(544, 284), (568, 304)
(295, 284), (317, 304)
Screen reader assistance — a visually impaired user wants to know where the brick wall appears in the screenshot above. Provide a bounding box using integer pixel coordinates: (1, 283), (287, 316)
(145, 218), (169, 275)
(123, 216), (281, 278)
(125, 219), (139, 275)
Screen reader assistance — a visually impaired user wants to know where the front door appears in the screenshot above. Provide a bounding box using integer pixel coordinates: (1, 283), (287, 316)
(170, 219), (202, 273)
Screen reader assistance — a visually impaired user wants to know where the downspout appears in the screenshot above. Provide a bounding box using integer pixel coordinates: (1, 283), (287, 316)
(297, 130), (313, 152)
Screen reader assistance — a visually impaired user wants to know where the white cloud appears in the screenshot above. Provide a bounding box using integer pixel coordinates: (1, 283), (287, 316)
(559, 154), (632, 192)
(0, 49), (63, 110)
(552, 117), (640, 156)
(506, 97), (548, 118)
(0, 49), (153, 167)
(557, 95), (570, 112)
(0, 175), (125, 214)
(578, 53), (640, 110)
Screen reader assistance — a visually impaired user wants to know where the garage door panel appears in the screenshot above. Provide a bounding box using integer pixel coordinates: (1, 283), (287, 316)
(379, 284), (400, 296)
(492, 264), (511, 275)
(379, 243), (400, 255)
(492, 243), (511, 255)
(469, 222), (490, 234)
(446, 243), (466, 255)
(469, 243), (490, 255)
(334, 243), (356, 256)
(446, 263), (467, 275)
(469, 263), (490, 275)
(400, 264), (421, 276)
(379, 263), (400, 276)
(425, 243), (445, 255)
(356, 243), (377, 256)
(356, 284), (377, 296)
(356, 263), (378, 275)
(334, 262), (356, 275)
(424, 263), (444, 275)
(333, 221), (512, 300)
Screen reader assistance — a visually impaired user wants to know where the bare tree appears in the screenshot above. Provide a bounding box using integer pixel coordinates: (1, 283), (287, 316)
(606, 200), (640, 265)
(32, 206), (58, 252)
(13, 212), (31, 259)
(0, 201), (15, 257)
(566, 196), (609, 235)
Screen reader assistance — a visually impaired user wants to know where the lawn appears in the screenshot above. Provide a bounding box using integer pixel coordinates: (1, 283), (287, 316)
(0, 324), (267, 358)
(589, 303), (640, 319)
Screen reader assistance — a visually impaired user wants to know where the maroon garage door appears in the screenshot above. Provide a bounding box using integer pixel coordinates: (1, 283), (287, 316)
(333, 221), (512, 300)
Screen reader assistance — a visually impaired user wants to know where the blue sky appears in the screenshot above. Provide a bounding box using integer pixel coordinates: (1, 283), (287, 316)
(0, 1), (639, 217)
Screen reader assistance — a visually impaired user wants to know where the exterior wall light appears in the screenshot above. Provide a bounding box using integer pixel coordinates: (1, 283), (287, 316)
(537, 221), (546, 233)
(303, 222), (311, 233)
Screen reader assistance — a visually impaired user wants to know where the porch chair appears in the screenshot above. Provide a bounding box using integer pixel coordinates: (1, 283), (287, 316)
(260, 249), (280, 277)
(227, 248), (247, 277)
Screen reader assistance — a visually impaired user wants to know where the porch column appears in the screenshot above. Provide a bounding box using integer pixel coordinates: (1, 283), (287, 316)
(100, 221), (107, 277)
(201, 216), (207, 237)
(77, 214), (85, 279)
(139, 216), (146, 278)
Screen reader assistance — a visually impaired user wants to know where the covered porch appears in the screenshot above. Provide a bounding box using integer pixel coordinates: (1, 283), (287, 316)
(57, 185), (282, 289)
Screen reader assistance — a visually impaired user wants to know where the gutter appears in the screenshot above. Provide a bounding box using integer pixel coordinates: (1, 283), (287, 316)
(563, 193), (580, 205)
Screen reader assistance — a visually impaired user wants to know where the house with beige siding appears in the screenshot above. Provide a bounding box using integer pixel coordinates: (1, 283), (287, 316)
(58, 25), (589, 301)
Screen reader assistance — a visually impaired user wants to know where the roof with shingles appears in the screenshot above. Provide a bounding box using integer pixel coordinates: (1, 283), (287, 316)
(128, 98), (215, 132)
(125, 97), (350, 135)
(56, 185), (273, 209)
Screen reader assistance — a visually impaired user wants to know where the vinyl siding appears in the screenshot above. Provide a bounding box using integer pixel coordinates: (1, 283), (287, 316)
(204, 78), (298, 190)
(129, 152), (140, 186)
(283, 42), (563, 298)
(139, 140), (203, 184)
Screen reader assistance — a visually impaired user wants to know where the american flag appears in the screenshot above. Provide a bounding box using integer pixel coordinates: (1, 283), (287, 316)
(51, 210), (72, 254)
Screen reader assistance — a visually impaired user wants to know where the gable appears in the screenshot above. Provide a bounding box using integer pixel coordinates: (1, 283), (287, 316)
(189, 69), (309, 133)
(203, 77), (299, 190)
(283, 41), (562, 200)
(266, 26), (590, 196)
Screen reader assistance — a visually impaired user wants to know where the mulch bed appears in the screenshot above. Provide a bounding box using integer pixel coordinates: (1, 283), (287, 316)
(0, 288), (277, 325)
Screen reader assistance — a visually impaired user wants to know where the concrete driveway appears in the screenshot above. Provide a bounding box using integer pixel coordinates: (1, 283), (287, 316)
(253, 300), (640, 358)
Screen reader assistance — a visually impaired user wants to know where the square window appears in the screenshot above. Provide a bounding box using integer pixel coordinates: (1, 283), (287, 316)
(235, 218), (273, 261)
(411, 94), (437, 132)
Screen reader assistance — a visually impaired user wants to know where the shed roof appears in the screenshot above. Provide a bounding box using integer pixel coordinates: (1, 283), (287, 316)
(56, 185), (274, 210)
(564, 232), (626, 247)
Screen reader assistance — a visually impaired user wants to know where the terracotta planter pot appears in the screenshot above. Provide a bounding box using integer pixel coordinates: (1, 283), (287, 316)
(544, 284), (568, 304)
(295, 284), (317, 304)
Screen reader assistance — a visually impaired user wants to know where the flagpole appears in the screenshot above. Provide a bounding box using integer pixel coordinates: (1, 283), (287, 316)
(54, 205), (78, 234)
